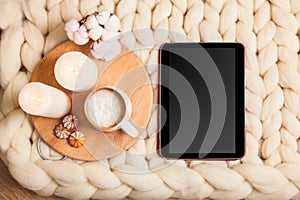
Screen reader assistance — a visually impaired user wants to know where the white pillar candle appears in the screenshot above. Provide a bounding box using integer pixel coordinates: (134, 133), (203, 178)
(54, 51), (98, 92)
(19, 82), (71, 118)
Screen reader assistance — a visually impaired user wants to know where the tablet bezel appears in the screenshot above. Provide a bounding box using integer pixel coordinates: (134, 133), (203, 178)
(158, 43), (245, 160)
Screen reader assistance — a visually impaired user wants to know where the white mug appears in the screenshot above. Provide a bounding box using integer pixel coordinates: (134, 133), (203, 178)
(84, 86), (139, 138)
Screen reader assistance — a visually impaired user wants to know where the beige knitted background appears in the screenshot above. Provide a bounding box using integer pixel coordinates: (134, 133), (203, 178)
(1, 0), (300, 199)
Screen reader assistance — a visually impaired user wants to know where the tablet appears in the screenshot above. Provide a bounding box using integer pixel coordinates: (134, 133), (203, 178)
(158, 43), (245, 159)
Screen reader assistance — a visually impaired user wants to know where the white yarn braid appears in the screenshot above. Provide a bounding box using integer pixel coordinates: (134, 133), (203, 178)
(1, 0), (300, 199)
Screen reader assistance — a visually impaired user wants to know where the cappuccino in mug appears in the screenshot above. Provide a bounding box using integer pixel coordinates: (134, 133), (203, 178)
(85, 89), (125, 128)
(84, 86), (139, 137)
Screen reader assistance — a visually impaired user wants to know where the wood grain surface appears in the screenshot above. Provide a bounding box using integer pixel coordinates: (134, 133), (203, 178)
(31, 41), (153, 161)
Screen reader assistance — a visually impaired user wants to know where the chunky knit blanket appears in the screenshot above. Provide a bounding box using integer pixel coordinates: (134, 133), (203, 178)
(1, 0), (300, 199)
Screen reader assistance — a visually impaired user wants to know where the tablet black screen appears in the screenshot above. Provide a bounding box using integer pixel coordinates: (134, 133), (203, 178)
(159, 43), (244, 159)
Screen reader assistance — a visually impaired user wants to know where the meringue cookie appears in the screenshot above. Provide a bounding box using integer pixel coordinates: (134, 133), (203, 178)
(89, 26), (103, 41)
(85, 15), (98, 30)
(65, 19), (79, 32)
(69, 131), (85, 148)
(54, 123), (71, 139)
(104, 14), (121, 32)
(62, 114), (79, 131)
(96, 10), (110, 25)
(91, 39), (121, 61)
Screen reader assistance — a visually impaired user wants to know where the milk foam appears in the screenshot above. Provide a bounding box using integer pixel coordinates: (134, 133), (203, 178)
(86, 89), (125, 128)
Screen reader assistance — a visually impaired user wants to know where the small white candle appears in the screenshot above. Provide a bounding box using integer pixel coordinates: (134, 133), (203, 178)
(19, 82), (71, 118)
(54, 51), (98, 92)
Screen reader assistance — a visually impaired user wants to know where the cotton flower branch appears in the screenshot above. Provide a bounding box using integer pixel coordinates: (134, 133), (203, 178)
(64, 10), (121, 61)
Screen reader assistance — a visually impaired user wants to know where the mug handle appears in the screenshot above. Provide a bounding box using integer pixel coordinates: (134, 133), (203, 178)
(120, 121), (139, 138)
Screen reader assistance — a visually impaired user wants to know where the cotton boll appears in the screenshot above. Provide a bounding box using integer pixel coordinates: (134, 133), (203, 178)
(85, 15), (98, 30)
(96, 10), (110, 25)
(89, 26), (103, 41)
(66, 24), (89, 45)
(91, 43), (105, 60)
(91, 39), (121, 61)
(77, 25), (89, 38)
(104, 14), (121, 32)
(66, 32), (74, 40)
(101, 29), (119, 41)
(73, 32), (89, 45)
(65, 19), (79, 32)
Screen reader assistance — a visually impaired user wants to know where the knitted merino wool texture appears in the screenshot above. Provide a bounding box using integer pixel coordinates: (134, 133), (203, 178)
(1, 0), (300, 199)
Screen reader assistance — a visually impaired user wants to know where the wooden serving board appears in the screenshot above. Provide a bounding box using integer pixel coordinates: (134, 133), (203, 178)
(31, 41), (153, 161)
